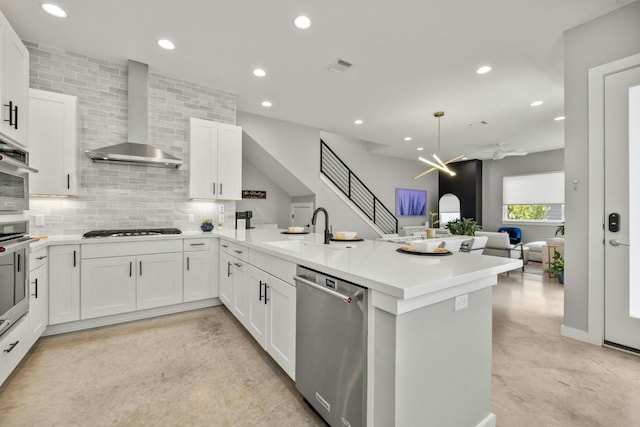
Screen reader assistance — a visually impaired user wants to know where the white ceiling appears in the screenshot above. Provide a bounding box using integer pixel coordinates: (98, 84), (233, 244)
(0, 0), (632, 161)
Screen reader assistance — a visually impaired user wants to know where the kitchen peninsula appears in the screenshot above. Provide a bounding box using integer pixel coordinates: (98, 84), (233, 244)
(26, 229), (519, 427)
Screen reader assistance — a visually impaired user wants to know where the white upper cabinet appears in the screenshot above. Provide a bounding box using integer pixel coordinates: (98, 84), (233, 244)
(0, 10), (29, 148)
(28, 89), (79, 196)
(189, 118), (242, 200)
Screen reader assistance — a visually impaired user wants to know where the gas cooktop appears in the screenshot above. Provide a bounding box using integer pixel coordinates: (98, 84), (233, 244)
(82, 228), (182, 238)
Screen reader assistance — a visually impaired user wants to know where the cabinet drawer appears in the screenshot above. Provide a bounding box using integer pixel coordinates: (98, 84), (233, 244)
(29, 248), (48, 271)
(219, 240), (248, 261)
(184, 238), (212, 251)
(82, 240), (183, 259)
(250, 250), (296, 285)
(0, 318), (29, 386)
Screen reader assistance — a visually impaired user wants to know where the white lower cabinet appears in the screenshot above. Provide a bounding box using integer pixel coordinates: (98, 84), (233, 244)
(136, 252), (183, 310)
(81, 256), (136, 319)
(231, 260), (249, 327)
(183, 239), (214, 303)
(0, 317), (29, 385)
(48, 245), (80, 325)
(28, 249), (48, 344)
(219, 251), (233, 307)
(247, 265), (296, 379)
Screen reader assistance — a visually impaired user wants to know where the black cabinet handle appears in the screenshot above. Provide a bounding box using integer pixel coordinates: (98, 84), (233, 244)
(139, 261), (142, 276)
(213, 182), (216, 195)
(227, 261), (231, 277)
(14, 104), (18, 129)
(264, 283), (270, 305)
(36, 255), (47, 260)
(67, 174), (70, 189)
(190, 243), (205, 246)
(221, 244), (229, 248)
(233, 262), (242, 267)
(187, 256), (190, 271)
(16, 253), (20, 273)
(73, 250), (76, 267)
(234, 250), (243, 254)
(4, 101), (13, 126)
(129, 262), (132, 277)
(259, 280), (263, 301)
(4, 340), (19, 353)
(31, 278), (38, 298)
(220, 183), (223, 194)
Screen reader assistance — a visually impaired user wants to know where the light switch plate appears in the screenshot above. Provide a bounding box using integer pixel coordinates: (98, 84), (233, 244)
(35, 215), (45, 226)
(219, 205), (225, 213)
(219, 214), (225, 223)
(188, 214), (194, 223)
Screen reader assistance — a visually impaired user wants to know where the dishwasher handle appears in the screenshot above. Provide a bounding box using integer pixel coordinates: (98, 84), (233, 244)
(294, 275), (359, 304)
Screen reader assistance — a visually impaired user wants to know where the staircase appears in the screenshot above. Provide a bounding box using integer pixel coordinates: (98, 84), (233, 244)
(320, 140), (398, 235)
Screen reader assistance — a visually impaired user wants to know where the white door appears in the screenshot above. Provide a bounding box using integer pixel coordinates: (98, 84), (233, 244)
(247, 265), (267, 346)
(265, 274), (296, 379)
(217, 123), (242, 200)
(218, 252), (233, 307)
(604, 64), (640, 352)
(183, 250), (211, 302)
(48, 245), (80, 325)
(81, 256), (136, 319)
(290, 202), (313, 227)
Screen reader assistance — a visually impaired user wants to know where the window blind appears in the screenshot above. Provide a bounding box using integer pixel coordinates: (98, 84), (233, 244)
(503, 171), (565, 205)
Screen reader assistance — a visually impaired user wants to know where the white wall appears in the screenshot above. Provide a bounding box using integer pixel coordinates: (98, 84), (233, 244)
(237, 112), (437, 239)
(236, 159), (292, 228)
(482, 149), (564, 243)
(564, 1), (640, 332)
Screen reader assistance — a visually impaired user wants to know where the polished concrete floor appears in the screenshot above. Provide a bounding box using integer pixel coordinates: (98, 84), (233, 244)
(1, 273), (639, 426)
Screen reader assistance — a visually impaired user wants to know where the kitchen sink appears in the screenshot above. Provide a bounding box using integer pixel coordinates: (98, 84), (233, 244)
(263, 240), (351, 252)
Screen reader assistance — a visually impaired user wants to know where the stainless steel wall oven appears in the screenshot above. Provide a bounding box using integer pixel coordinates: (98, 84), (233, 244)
(0, 143), (36, 212)
(0, 222), (37, 338)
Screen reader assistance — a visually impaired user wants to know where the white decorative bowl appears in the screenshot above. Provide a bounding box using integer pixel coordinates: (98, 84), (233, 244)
(288, 226), (305, 233)
(410, 240), (442, 253)
(334, 231), (357, 240)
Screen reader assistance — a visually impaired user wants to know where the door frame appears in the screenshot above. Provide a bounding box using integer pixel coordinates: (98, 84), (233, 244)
(586, 53), (640, 346)
(290, 202), (314, 227)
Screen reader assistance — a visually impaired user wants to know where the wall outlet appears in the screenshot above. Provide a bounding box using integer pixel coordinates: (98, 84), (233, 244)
(219, 214), (225, 223)
(219, 204), (225, 213)
(454, 294), (469, 311)
(188, 214), (195, 223)
(35, 215), (45, 226)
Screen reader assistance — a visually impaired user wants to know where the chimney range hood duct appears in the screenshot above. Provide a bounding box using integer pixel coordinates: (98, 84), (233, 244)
(85, 60), (183, 168)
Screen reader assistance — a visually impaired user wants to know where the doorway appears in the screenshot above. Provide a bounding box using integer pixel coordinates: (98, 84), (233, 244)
(603, 64), (640, 352)
(290, 202), (313, 228)
(588, 53), (640, 352)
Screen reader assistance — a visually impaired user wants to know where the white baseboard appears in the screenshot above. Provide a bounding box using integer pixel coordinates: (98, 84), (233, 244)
(560, 324), (595, 344)
(43, 298), (222, 336)
(477, 413), (496, 427)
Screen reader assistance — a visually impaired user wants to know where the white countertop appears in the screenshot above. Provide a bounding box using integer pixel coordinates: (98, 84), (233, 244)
(31, 229), (521, 304)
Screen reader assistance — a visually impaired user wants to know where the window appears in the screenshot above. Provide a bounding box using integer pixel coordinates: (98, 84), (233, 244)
(502, 171), (565, 223)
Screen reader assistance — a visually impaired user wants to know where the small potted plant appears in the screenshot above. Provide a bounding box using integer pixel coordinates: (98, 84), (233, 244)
(201, 219), (214, 232)
(544, 250), (564, 284)
(446, 217), (480, 236)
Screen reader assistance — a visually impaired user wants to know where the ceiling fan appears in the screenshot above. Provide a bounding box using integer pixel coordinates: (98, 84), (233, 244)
(489, 143), (528, 160)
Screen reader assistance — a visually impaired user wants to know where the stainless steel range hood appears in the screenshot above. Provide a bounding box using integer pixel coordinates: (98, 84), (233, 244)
(85, 60), (183, 168)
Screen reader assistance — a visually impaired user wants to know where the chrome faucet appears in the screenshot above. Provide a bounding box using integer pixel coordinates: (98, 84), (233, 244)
(311, 207), (332, 244)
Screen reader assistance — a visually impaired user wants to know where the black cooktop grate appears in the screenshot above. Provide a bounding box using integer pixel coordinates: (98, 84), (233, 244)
(82, 228), (182, 238)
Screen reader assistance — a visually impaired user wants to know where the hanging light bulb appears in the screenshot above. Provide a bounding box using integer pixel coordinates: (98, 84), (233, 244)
(414, 111), (464, 179)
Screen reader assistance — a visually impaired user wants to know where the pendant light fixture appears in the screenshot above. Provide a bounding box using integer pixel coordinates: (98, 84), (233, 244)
(414, 111), (464, 179)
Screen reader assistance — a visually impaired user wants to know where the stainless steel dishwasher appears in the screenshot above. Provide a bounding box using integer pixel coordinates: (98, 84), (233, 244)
(294, 265), (367, 427)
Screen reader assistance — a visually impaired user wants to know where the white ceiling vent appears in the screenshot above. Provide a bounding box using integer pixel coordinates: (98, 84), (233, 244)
(328, 58), (353, 73)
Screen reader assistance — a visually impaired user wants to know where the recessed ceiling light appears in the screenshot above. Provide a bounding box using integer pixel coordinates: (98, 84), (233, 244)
(252, 68), (266, 77)
(404, 137), (412, 141)
(476, 65), (492, 75)
(530, 100), (544, 107)
(157, 39), (175, 50)
(41, 3), (67, 18)
(354, 119), (363, 125)
(417, 147), (424, 151)
(293, 15), (312, 30)
(261, 101), (272, 107)
(462, 157), (469, 160)
(554, 116), (565, 121)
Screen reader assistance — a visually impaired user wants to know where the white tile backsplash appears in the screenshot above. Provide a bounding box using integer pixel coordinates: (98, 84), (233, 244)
(27, 41), (238, 236)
